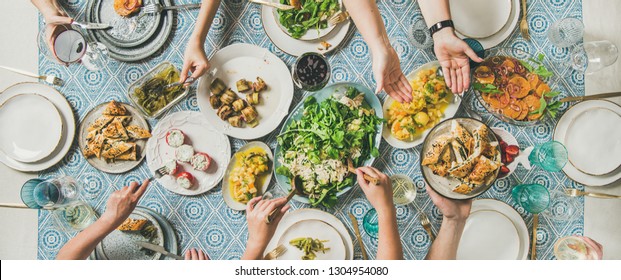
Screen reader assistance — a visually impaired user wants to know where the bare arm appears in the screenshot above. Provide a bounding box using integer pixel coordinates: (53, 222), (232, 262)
(180, 0), (222, 82)
(424, 185), (471, 260)
(241, 197), (290, 260)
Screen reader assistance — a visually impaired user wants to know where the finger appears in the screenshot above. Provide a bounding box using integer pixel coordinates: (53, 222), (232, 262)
(246, 196), (262, 212)
(375, 75), (384, 94)
(258, 200), (273, 212)
(386, 83), (399, 101)
(198, 250), (207, 260)
(461, 65), (471, 90)
(180, 60), (192, 83)
(456, 70), (463, 94)
(185, 250), (192, 260)
(398, 74), (413, 102)
(133, 179), (149, 199)
(190, 64), (208, 80)
(442, 66), (452, 88)
(125, 181), (139, 194)
(272, 204), (291, 225)
(272, 197), (289, 208)
(394, 77), (411, 102)
(261, 200), (278, 213)
(356, 169), (370, 189)
(48, 15), (73, 25)
(425, 184), (441, 202)
(450, 67), (458, 93)
(191, 248), (198, 260)
(358, 166), (380, 180)
(464, 47), (483, 62)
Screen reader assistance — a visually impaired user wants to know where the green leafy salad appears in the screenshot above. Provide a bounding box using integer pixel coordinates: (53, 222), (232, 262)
(276, 87), (383, 207)
(277, 0), (340, 39)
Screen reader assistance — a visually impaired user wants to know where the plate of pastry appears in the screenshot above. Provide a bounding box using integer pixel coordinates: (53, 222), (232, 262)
(78, 100), (151, 174)
(95, 208), (163, 260)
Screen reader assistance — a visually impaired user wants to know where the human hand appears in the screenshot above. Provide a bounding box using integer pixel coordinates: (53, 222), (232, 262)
(180, 40), (210, 84)
(432, 28), (483, 94)
(372, 46), (413, 103)
(426, 184), (471, 222)
(356, 167), (394, 213)
(99, 179), (149, 229)
(244, 196), (290, 257)
(44, 16), (73, 65)
(577, 236), (603, 260)
(184, 248), (210, 260)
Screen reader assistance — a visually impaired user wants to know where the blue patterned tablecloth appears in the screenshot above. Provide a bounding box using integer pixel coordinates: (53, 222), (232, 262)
(37, 0), (585, 260)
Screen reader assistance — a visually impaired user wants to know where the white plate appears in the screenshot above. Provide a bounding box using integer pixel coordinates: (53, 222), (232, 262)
(262, 4), (351, 57)
(146, 111), (231, 196)
(554, 100), (621, 186)
(453, 0), (520, 49)
(457, 199), (529, 260)
(277, 219), (346, 260)
(457, 209), (520, 260)
(382, 61), (460, 149)
(265, 208), (354, 260)
(271, 0), (341, 41)
(222, 141), (274, 211)
(78, 102), (149, 174)
(565, 107), (621, 176)
(196, 43), (294, 140)
(0, 83), (76, 172)
(96, 210), (164, 260)
(450, 0), (512, 39)
(0, 93), (63, 163)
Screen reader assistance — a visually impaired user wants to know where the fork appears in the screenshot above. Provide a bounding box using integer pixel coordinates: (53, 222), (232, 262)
(149, 165), (173, 181)
(419, 211), (435, 242)
(519, 0), (530, 41)
(0, 65), (63, 86)
(142, 3), (202, 14)
(264, 244), (287, 260)
(565, 189), (621, 199)
(248, 0), (296, 10)
(328, 10), (349, 26)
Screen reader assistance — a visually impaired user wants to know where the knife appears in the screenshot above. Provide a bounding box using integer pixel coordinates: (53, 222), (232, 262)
(71, 20), (111, 30)
(348, 213), (369, 260)
(135, 241), (184, 260)
(559, 91), (621, 103)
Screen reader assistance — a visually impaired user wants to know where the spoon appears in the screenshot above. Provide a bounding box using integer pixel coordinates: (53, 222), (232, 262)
(266, 176), (304, 223)
(435, 67), (482, 121)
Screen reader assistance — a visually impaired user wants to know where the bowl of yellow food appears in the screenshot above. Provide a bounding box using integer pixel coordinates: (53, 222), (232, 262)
(382, 61), (460, 149)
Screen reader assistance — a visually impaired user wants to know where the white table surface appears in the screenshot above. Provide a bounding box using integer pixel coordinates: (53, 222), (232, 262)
(0, 1), (619, 260)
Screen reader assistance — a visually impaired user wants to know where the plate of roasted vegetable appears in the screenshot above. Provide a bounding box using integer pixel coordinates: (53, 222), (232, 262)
(277, 219), (346, 260)
(127, 62), (190, 118)
(421, 118), (501, 199)
(472, 48), (563, 126)
(383, 61), (459, 149)
(273, 0), (342, 41)
(196, 43), (294, 140)
(274, 83), (383, 207)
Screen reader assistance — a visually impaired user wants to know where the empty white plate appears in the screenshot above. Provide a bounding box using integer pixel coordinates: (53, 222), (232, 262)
(450, 0), (512, 39)
(277, 219), (346, 260)
(565, 107), (621, 175)
(0, 93), (63, 163)
(457, 209), (520, 260)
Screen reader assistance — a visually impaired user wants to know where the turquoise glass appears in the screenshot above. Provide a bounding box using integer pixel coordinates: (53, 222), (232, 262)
(363, 208), (379, 239)
(464, 38), (485, 59)
(512, 184), (551, 214)
(529, 141), (568, 172)
(20, 178), (44, 209)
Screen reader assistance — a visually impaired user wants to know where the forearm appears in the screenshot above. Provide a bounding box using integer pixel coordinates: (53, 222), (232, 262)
(56, 219), (116, 260)
(343, 0), (390, 54)
(188, 0), (221, 47)
(376, 207), (403, 260)
(241, 242), (266, 260)
(31, 0), (65, 19)
(417, 0), (451, 27)
(425, 218), (466, 260)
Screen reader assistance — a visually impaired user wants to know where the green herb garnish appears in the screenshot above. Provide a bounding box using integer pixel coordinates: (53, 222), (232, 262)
(277, 0), (340, 39)
(473, 82), (504, 95)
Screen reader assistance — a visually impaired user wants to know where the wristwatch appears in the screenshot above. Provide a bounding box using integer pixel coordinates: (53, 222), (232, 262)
(429, 20), (454, 37)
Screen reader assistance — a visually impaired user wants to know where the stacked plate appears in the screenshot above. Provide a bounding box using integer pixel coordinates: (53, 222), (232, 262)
(85, 0), (174, 62)
(0, 83), (75, 172)
(449, 0), (520, 49)
(553, 100), (621, 187)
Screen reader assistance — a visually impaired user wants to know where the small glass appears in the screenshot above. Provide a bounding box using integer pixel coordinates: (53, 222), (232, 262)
(528, 141), (568, 172)
(292, 52), (331, 92)
(33, 176), (80, 208)
(569, 40), (618, 74)
(37, 23), (109, 71)
(407, 18), (433, 49)
(363, 208), (379, 239)
(391, 174), (416, 205)
(511, 184), (550, 214)
(543, 190), (577, 221)
(52, 201), (98, 231)
(547, 18), (584, 48)
(554, 236), (601, 260)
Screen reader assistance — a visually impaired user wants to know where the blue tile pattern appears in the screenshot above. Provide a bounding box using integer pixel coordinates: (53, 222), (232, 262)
(38, 0), (584, 260)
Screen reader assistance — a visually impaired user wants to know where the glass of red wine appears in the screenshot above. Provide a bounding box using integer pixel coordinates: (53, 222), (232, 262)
(291, 52), (331, 92)
(38, 23), (109, 71)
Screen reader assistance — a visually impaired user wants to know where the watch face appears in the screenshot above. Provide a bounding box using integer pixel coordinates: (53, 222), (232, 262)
(54, 29), (87, 63)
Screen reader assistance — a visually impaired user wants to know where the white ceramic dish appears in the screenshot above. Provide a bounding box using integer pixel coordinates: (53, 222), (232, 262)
(264, 208), (354, 260)
(222, 141), (274, 211)
(0, 83), (76, 172)
(261, 4), (351, 56)
(196, 43), (294, 140)
(452, 0), (520, 49)
(0, 93), (63, 163)
(272, 0), (342, 41)
(277, 219), (346, 260)
(382, 61), (460, 149)
(457, 199), (529, 260)
(78, 102), (149, 174)
(96, 209), (164, 260)
(146, 111), (231, 196)
(450, 0), (512, 39)
(554, 100), (621, 187)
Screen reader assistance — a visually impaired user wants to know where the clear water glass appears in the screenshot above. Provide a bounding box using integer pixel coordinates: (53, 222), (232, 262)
(554, 236), (600, 260)
(33, 176), (80, 208)
(511, 184), (550, 214)
(528, 141), (568, 172)
(543, 190), (577, 221)
(391, 174), (416, 205)
(547, 18), (584, 48)
(363, 208), (379, 239)
(52, 201), (98, 231)
(408, 18), (433, 50)
(569, 40), (619, 74)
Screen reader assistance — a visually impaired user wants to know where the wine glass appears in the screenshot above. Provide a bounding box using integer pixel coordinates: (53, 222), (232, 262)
(569, 40), (618, 74)
(528, 141), (568, 172)
(363, 208), (379, 239)
(554, 236), (601, 260)
(391, 174), (417, 206)
(38, 22), (109, 71)
(512, 183), (550, 260)
(547, 18), (584, 48)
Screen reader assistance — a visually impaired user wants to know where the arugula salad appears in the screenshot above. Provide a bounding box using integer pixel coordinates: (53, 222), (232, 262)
(276, 87), (382, 207)
(277, 0), (340, 39)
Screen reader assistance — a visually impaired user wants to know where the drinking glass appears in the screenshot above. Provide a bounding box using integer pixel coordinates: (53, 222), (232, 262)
(554, 236), (601, 260)
(547, 18), (584, 48)
(291, 52), (331, 92)
(463, 38), (484, 59)
(37, 23), (109, 71)
(33, 176), (80, 208)
(51, 201), (98, 231)
(528, 141), (568, 172)
(391, 174), (416, 205)
(408, 18), (433, 50)
(511, 184), (550, 214)
(543, 190), (577, 221)
(569, 40), (618, 74)
(363, 208), (379, 239)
